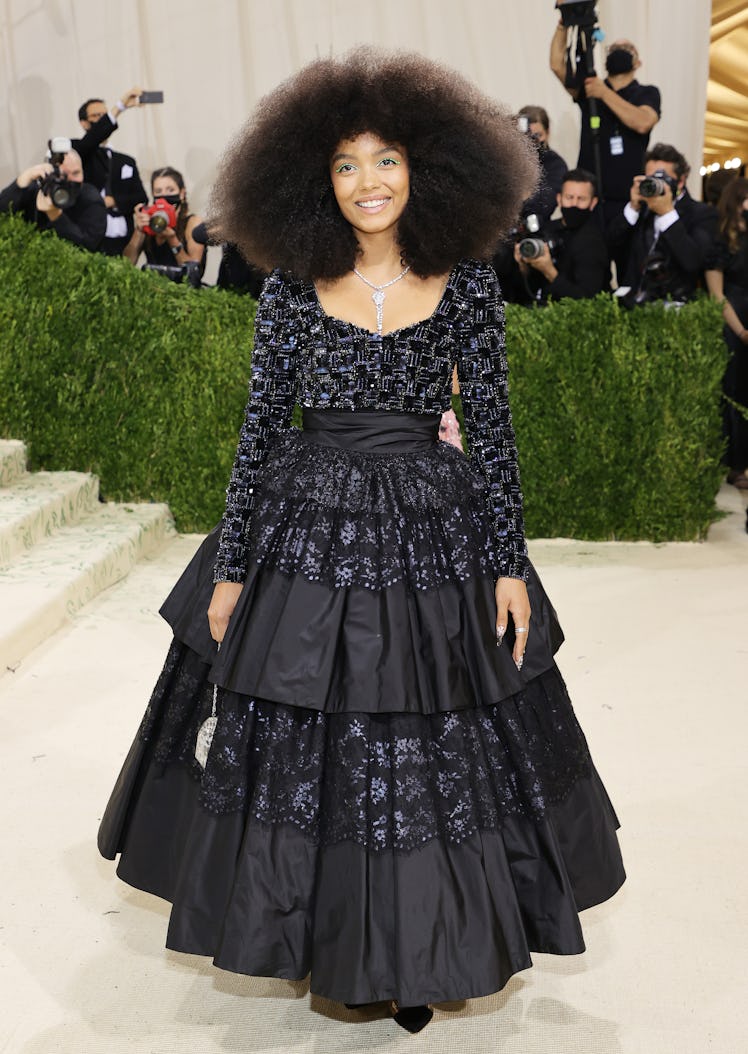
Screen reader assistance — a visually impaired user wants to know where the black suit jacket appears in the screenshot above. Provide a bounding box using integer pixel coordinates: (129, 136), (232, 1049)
(544, 215), (611, 300)
(73, 115), (147, 250)
(608, 191), (718, 300)
(0, 179), (107, 251)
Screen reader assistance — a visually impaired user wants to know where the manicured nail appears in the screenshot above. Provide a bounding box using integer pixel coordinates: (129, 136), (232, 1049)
(496, 624), (505, 646)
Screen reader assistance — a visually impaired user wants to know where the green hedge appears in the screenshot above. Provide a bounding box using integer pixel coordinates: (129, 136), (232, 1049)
(503, 296), (727, 540)
(0, 213), (727, 539)
(0, 214), (254, 530)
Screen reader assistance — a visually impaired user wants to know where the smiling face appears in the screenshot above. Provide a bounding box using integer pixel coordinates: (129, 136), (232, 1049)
(330, 132), (410, 238)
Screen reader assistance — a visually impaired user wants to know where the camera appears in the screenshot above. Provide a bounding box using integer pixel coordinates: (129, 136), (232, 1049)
(513, 212), (542, 241)
(38, 136), (80, 209)
(142, 261), (202, 289)
(518, 237), (545, 261)
(142, 198), (178, 236)
(513, 212), (558, 260)
(516, 115), (544, 148)
(518, 235), (560, 261)
(619, 251), (689, 308)
(639, 170), (680, 199)
(556, 0), (598, 29)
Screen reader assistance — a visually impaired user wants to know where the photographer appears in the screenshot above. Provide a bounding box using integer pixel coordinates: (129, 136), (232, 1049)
(124, 167), (205, 278)
(216, 242), (266, 297)
(705, 178), (748, 490)
(0, 147), (106, 251)
(492, 107), (568, 304)
(512, 168), (610, 304)
(550, 16), (660, 237)
(73, 88), (148, 256)
(517, 105), (568, 223)
(609, 144), (717, 305)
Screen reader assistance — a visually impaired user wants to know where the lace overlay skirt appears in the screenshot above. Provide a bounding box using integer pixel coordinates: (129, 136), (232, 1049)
(98, 410), (624, 1006)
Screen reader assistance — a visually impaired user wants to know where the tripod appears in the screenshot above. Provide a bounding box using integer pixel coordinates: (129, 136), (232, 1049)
(561, 11), (605, 216)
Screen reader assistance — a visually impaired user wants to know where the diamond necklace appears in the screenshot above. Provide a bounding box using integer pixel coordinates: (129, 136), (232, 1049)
(353, 264), (411, 334)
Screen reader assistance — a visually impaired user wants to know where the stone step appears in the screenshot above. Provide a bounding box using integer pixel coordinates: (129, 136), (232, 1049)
(0, 470), (100, 569)
(0, 439), (27, 487)
(0, 501), (175, 674)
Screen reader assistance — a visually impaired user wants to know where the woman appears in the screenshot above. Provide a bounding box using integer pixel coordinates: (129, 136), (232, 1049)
(124, 165), (205, 275)
(706, 176), (748, 489)
(99, 49), (625, 1033)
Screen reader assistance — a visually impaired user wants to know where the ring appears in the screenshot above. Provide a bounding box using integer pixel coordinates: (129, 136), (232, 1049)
(515, 626), (529, 633)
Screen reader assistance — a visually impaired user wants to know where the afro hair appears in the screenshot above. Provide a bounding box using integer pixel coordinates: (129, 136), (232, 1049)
(209, 47), (538, 281)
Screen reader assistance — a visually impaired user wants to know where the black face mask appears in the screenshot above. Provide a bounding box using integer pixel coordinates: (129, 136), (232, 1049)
(605, 49), (634, 75)
(742, 209), (748, 227)
(157, 193), (182, 208)
(561, 206), (589, 230)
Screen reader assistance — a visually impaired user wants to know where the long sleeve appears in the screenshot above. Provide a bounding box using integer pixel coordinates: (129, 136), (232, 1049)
(0, 180), (106, 250)
(658, 202), (717, 276)
(456, 264), (529, 581)
(0, 180), (35, 217)
(523, 148), (568, 223)
(111, 157), (147, 217)
(46, 184), (107, 250)
(213, 271), (299, 583)
(73, 114), (118, 164)
(606, 208), (636, 255)
(548, 224), (610, 300)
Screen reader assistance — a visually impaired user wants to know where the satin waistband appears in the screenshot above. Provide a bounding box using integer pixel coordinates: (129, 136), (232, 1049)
(302, 410), (441, 452)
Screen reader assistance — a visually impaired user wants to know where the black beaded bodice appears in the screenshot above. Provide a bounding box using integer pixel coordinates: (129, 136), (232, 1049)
(214, 259), (528, 583)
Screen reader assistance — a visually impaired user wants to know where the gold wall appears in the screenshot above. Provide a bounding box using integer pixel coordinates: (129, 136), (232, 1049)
(705, 1), (748, 168)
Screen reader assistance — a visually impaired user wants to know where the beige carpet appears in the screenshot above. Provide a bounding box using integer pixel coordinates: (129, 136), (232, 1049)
(1, 487), (746, 1054)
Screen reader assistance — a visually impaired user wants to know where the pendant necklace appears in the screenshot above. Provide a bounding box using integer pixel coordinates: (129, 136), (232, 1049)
(353, 265), (411, 334)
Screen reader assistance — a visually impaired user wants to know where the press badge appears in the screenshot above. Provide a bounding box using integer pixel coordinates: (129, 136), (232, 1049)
(609, 135), (624, 156)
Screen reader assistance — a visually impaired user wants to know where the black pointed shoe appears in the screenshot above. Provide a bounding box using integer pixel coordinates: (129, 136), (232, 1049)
(391, 1002), (433, 1033)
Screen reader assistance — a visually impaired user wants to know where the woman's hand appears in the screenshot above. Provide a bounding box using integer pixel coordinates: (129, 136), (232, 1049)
(495, 577), (531, 670)
(208, 581), (244, 643)
(133, 203), (149, 232)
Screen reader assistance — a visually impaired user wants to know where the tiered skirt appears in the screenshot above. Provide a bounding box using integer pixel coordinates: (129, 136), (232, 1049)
(98, 410), (624, 1006)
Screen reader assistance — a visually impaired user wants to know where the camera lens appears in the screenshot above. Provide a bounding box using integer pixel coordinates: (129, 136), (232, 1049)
(518, 237), (544, 260)
(51, 185), (73, 208)
(639, 176), (666, 198)
(149, 211), (169, 233)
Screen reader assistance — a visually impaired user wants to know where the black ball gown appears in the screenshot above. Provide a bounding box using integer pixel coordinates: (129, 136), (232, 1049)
(98, 260), (625, 1007)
